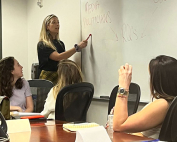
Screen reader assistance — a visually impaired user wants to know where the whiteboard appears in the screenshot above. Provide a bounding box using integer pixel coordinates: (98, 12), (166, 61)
(81, 0), (177, 102)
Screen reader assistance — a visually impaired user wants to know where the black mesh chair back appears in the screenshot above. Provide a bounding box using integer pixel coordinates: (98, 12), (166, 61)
(28, 79), (53, 113)
(55, 82), (94, 122)
(159, 96), (177, 141)
(108, 83), (141, 116)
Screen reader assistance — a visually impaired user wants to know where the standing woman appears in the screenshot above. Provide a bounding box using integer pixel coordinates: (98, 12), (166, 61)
(37, 14), (87, 84)
(0, 57), (33, 112)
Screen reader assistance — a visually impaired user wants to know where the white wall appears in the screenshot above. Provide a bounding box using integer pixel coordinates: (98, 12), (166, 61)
(2, 0), (28, 79)
(2, 0), (82, 79)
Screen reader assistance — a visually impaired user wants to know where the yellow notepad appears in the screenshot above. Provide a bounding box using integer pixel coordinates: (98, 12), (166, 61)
(63, 122), (99, 132)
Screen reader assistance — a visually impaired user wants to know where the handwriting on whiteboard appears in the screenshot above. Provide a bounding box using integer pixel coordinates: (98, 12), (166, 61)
(83, 1), (111, 26)
(110, 24), (139, 42)
(122, 24), (138, 42)
(82, 0), (169, 42)
(83, 11), (111, 26)
(85, 1), (99, 14)
(153, 0), (167, 3)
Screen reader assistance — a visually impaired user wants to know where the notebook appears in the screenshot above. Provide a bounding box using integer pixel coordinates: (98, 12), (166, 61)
(63, 122), (100, 132)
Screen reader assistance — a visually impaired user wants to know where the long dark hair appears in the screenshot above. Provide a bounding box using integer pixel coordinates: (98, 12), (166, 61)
(0, 57), (23, 98)
(149, 55), (177, 102)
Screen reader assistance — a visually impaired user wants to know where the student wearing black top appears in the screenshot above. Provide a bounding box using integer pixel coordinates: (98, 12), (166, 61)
(37, 14), (87, 84)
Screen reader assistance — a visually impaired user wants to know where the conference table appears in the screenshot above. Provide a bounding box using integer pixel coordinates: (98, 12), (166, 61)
(8, 120), (153, 142)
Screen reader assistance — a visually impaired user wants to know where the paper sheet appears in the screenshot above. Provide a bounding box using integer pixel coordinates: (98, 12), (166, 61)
(63, 122), (99, 132)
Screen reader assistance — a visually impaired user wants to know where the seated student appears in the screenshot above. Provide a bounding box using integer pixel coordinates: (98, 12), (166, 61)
(41, 59), (83, 119)
(113, 55), (177, 139)
(0, 57), (33, 112)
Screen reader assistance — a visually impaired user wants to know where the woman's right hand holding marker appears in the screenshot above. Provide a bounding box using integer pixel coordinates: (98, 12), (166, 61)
(78, 40), (88, 49)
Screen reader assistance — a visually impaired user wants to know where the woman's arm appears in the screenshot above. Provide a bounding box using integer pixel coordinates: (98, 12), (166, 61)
(10, 96), (33, 112)
(49, 40), (87, 61)
(49, 48), (76, 61)
(10, 106), (23, 112)
(113, 63), (132, 130)
(113, 97), (169, 132)
(24, 96), (33, 112)
(113, 63), (169, 133)
(41, 88), (55, 118)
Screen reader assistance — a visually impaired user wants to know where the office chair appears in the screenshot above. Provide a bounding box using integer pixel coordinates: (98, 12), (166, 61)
(108, 83), (141, 116)
(31, 63), (41, 79)
(158, 96), (177, 141)
(0, 112), (9, 141)
(28, 79), (53, 113)
(55, 82), (94, 122)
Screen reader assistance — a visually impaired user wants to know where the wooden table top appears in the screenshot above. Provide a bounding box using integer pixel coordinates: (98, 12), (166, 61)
(8, 120), (153, 142)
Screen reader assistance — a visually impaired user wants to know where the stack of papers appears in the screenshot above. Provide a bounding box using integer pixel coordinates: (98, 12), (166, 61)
(10, 111), (46, 121)
(63, 122), (99, 132)
(10, 111), (41, 116)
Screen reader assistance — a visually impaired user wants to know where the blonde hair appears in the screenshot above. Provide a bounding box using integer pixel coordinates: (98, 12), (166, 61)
(53, 60), (83, 99)
(39, 14), (60, 50)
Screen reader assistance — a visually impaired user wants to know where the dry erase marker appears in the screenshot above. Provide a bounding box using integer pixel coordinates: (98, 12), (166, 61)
(86, 34), (92, 40)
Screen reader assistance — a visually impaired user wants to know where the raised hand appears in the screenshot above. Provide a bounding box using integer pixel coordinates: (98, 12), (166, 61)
(118, 63), (132, 91)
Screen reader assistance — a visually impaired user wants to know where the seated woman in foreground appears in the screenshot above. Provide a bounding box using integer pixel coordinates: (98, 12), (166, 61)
(41, 59), (83, 119)
(0, 57), (33, 112)
(113, 55), (177, 139)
